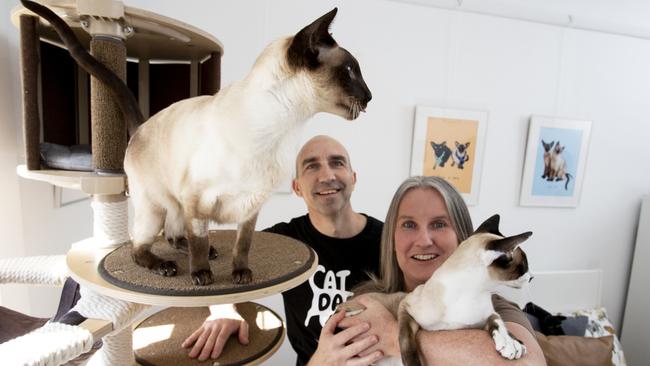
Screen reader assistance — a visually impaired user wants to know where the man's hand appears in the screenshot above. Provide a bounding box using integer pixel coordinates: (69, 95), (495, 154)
(181, 305), (249, 361)
(307, 309), (384, 366)
(338, 295), (401, 358)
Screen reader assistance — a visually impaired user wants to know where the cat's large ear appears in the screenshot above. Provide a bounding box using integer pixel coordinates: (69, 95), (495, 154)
(287, 8), (338, 69)
(474, 214), (503, 237)
(487, 231), (533, 253)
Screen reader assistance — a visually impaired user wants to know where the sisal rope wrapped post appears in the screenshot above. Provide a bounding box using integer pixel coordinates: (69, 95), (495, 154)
(19, 15), (41, 170)
(90, 37), (127, 174)
(91, 194), (130, 249)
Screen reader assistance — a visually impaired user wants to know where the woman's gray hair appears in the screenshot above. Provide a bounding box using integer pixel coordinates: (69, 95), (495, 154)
(362, 176), (473, 294)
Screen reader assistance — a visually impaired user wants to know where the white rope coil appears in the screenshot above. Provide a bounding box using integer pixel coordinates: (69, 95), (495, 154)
(0, 255), (68, 286)
(86, 327), (134, 366)
(73, 286), (149, 333)
(91, 199), (129, 248)
(0, 322), (93, 366)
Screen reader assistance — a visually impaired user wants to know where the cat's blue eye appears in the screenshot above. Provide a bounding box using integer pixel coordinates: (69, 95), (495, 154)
(346, 65), (354, 77)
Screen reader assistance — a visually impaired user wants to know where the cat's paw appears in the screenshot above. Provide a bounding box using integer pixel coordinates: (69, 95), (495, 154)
(191, 269), (214, 286)
(336, 301), (366, 317)
(155, 260), (178, 277)
(492, 329), (527, 360)
(232, 268), (253, 284)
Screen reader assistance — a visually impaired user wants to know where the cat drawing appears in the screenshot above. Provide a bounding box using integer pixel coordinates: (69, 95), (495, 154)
(23, 1), (372, 285)
(548, 141), (572, 190)
(540, 139), (555, 179)
(430, 141), (452, 169)
(338, 215), (532, 366)
(451, 141), (470, 169)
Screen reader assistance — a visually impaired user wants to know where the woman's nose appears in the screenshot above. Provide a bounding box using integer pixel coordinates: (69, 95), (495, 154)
(415, 228), (434, 247)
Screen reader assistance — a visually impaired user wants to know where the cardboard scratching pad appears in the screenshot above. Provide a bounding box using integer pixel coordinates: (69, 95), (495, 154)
(134, 303), (284, 366)
(99, 230), (314, 296)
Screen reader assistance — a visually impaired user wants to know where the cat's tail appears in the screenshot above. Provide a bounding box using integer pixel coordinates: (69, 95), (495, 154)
(20, 0), (145, 136)
(565, 173), (572, 190)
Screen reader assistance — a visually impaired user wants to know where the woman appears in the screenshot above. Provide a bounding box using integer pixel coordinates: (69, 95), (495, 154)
(307, 176), (546, 366)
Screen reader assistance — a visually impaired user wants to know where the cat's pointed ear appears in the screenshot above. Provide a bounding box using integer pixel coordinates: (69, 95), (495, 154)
(487, 231), (533, 253)
(287, 8), (338, 69)
(474, 214), (502, 236)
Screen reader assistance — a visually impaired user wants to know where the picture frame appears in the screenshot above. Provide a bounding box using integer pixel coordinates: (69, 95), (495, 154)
(410, 106), (488, 205)
(519, 116), (592, 207)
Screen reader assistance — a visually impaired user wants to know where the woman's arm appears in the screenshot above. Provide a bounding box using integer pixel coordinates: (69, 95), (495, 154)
(416, 322), (546, 366)
(340, 296), (546, 366)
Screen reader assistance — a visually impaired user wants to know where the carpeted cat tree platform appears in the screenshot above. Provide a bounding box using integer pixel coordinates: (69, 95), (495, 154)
(6, 1), (318, 365)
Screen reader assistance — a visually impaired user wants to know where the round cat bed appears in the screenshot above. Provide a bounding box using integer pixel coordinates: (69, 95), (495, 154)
(134, 302), (284, 366)
(67, 231), (318, 306)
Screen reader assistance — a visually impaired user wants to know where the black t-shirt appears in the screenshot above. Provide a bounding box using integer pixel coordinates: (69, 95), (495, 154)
(265, 214), (383, 366)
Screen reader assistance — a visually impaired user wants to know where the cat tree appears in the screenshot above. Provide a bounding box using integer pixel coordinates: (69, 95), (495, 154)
(1, 1), (317, 365)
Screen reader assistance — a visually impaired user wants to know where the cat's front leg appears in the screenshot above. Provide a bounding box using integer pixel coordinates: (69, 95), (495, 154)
(485, 313), (527, 360)
(231, 212), (258, 284)
(131, 199), (177, 276)
(186, 217), (214, 286)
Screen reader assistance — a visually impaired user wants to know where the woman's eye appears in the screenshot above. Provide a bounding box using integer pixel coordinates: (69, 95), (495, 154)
(432, 221), (447, 229)
(401, 221), (416, 229)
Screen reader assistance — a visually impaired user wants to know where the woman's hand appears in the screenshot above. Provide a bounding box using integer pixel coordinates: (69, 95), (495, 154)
(338, 295), (401, 358)
(307, 309), (384, 366)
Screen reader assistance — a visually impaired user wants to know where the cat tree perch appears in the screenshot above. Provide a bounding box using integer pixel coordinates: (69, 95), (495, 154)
(4, 1), (317, 365)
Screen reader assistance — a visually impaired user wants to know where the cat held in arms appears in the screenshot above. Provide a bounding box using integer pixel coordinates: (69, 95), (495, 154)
(22, 1), (372, 285)
(338, 215), (533, 366)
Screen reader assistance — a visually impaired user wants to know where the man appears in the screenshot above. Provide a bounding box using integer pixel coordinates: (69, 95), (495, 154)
(182, 135), (384, 365)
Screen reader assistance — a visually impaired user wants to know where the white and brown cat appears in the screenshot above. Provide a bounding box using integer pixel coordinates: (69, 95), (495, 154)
(338, 215), (532, 366)
(22, 1), (372, 285)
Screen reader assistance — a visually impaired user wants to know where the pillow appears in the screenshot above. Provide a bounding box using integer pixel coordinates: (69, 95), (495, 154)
(535, 331), (614, 366)
(559, 307), (627, 366)
(523, 302), (588, 336)
(40, 142), (93, 171)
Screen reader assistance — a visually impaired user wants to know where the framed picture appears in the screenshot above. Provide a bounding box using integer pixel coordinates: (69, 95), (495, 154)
(519, 116), (592, 207)
(410, 106), (488, 205)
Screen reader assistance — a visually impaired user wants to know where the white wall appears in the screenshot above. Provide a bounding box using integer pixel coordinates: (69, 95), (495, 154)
(1, 0), (649, 364)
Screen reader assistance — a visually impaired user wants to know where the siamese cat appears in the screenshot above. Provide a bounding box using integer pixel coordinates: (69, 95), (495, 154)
(451, 141), (470, 169)
(22, 1), (372, 285)
(548, 142), (572, 190)
(338, 215), (532, 366)
(540, 139), (555, 179)
(430, 141), (452, 169)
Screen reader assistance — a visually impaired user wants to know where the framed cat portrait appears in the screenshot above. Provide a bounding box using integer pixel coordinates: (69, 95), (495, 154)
(410, 106), (488, 205)
(519, 116), (592, 207)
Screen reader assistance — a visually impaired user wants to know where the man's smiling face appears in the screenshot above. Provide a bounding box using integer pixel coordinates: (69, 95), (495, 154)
(293, 136), (357, 217)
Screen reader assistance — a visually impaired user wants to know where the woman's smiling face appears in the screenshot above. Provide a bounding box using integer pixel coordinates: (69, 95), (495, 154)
(394, 187), (459, 291)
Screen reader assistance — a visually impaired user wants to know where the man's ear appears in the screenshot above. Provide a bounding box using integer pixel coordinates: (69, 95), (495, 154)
(287, 8), (338, 69)
(292, 179), (303, 197)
